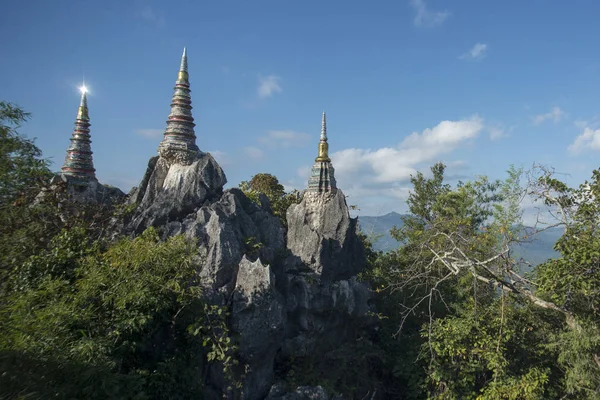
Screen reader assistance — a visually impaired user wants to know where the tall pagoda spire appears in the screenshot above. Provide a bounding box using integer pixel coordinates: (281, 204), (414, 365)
(60, 86), (96, 183)
(158, 47), (200, 164)
(307, 112), (337, 193)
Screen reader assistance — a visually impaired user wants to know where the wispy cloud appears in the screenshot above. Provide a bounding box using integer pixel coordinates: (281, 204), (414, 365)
(488, 124), (514, 141)
(459, 43), (488, 60)
(257, 75), (282, 99)
(574, 116), (600, 130)
(136, 5), (165, 27)
(568, 127), (600, 154)
(532, 106), (564, 126)
(258, 130), (311, 148)
(410, 0), (451, 27)
(331, 116), (483, 202)
(243, 146), (265, 160)
(135, 128), (163, 139)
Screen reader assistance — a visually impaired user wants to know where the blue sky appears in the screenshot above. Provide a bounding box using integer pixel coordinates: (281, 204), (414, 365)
(2, 0), (599, 216)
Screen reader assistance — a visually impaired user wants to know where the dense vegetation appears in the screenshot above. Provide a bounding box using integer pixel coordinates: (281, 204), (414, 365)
(0, 103), (238, 399)
(1, 102), (600, 399)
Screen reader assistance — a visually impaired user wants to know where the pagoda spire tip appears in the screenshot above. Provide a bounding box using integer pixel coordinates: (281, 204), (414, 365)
(180, 47), (188, 72)
(320, 111), (327, 141)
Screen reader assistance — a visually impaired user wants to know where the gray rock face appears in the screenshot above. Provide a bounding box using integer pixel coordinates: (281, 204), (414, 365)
(38, 174), (126, 206)
(125, 152), (226, 234)
(281, 275), (374, 358)
(120, 153), (374, 400)
(286, 190), (366, 282)
(163, 188), (285, 291)
(233, 256), (286, 400)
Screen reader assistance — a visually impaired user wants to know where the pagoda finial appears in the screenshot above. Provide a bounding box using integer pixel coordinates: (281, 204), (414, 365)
(315, 111), (330, 162)
(320, 111), (327, 141)
(158, 48), (200, 164)
(61, 86), (96, 183)
(76, 87), (89, 120)
(178, 47), (189, 83)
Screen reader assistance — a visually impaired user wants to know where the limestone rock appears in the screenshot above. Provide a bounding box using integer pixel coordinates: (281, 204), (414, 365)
(125, 152), (226, 234)
(164, 188), (285, 291)
(38, 174), (125, 206)
(281, 274), (375, 358)
(233, 256), (286, 400)
(286, 189), (366, 282)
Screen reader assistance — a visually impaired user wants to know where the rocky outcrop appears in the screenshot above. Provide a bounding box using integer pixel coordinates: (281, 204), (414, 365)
(233, 257), (286, 399)
(286, 190), (366, 282)
(163, 188), (285, 290)
(37, 174), (126, 206)
(125, 152), (226, 234)
(119, 151), (374, 400)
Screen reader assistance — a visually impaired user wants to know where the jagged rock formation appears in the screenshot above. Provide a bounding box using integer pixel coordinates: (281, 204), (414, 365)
(116, 52), (373, 399)
(286, 190), (366, 282)
(49, 173), (125, 205)
(125, 153), (226, 234)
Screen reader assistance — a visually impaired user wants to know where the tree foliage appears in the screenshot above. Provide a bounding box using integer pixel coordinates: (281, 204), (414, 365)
(239, 173), (301, 225)
(0, 101), (51, 205)
(0, 228), (237, 399)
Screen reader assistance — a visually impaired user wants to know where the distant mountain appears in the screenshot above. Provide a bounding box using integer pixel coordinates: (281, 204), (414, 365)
(358, 213), (562, 267)
(358, 212), (405, 252)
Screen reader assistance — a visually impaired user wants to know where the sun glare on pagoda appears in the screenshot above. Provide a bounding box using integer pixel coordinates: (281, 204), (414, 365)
(79, 85), (88, 94)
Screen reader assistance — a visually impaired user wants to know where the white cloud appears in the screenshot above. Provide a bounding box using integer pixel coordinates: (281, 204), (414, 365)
(135, 128), (163, 139)
(568, 127), (600, 154)
(330, 116), (484, 210)
(410, 0), (451, 27)
(459, 43), (488, 60)
(257, 75), (282, 99)
(243, 146), (265, 160)
(532, 106), (564, 126)
(488, 124), (511, 141)
(258, 130), (311, 148)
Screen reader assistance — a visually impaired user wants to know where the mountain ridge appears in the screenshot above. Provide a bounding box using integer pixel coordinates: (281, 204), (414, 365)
(358, 212), (561, 267)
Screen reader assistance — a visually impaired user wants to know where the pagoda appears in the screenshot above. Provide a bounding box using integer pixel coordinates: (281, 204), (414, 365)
(307, 112), (337, 193)
(158, 47), (201, 164)
(60, 86), (96, 184)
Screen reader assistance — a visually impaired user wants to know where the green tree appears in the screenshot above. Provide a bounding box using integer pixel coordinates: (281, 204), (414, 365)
(239, 173), (301, 225)
(0, 228), (238, 399)
(533, 168), (600, 397)
(0, 101), (51, 205)
(368, 163), (575, 398)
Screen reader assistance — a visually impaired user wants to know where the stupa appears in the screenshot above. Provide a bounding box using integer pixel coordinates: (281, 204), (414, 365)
(60, 86), (96, 185)
(157, 47), (201, 164)
(307, 112), (337, 193)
